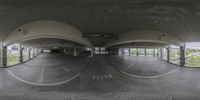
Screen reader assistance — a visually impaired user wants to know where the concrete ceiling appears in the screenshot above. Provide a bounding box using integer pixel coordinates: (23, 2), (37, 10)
(109, 42), (167, 48)
(0, 0), (200, 47)
(20, 38), (83, 49)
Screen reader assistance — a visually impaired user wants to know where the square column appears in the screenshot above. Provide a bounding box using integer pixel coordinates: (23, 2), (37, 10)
(29, 48), (31, 59)
(122, 48), (125, 55)
(36, 49), (38, 56)
(19, 45), (23, 63)
(33, 48), (35, 57)
(64, 48), (68, 55)
(0, 42), (2, 67)
(2, 46), (7, 67)
(160, 48), (163, 59)
(108, 48), (119, 55)
(118, 48), (121, 55)
(153, 49), (156, 57)
(156, 49), (159, 57)
(180, 44), (186, 66)
(136, 48), (139, 56)
(89, 48), (94, 57)
(167, 47), (170, 63)
(74, 48), (77, 56)
(144, 48), (147, 56)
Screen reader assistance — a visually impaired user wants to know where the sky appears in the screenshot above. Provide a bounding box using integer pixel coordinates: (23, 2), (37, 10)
(186, 42), (200, 49)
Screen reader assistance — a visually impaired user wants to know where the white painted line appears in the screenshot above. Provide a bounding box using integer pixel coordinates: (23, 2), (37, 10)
(6, 70), (80, 86)
(120, 68), (180, 79)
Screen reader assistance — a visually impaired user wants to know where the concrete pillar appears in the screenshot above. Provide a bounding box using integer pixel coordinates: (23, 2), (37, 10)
(122, 48), (124, 55)
(89, 49), (94, 57)
(33, 48), (35, 57)
(144, 48), (147, 56)
(167, 47), (170, 62)
(64, 48), (67, 55)
(35, 49), (37, 56)
(34, 49), (37, 56)
(36, 49), (38, 56)
(36, 49), (39, 56)
(116, 48), (119, 55)
(108, 48), (114, 55)
(0, 42), (2, 67)
(136, 48), (139, 56)
(153, 49), (156, 57)
(160, 48), (163, 59)
(2, 46), (7, 67)
(74, 48), (77, 56)
(118, 48), (120, 55)
(156, 49), (159, 57)
(64, 48), (69, 55)
(129, 48), (131, 56)
(180, 44), (186, 66)
(19, 45), (23, 63)
(39, 49), (41, 54)
(29, 48), (31, 59)
(108, 48), (119, 55)
(69, 49), (71, 55)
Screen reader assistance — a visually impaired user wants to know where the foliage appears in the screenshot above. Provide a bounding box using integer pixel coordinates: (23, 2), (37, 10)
(185, 49), (200, 67)
(7, 50), (19, 66)
(186, 55), (200, 67)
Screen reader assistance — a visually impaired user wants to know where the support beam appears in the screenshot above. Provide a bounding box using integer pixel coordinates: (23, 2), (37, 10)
(36, 49), (39, 56)
(156, 49), (159, 57)
(180, 44), (186, 67)
(109, 48), (119, 55)
(82, 34), (118, 40)
(33, 48), (35, 57)
(153, 49), (156, 57)
(119, 48), (122, 55)
(69, 49), (71, 55)
(19, 45), (23, 63)
(167, 47), (170, 63)
(36, 49), (38, 56)
(29, 48), (31, 59)
(74, 48), (77, 56)
(136, 48), (139, 56)
(2, 46), (7, 67)
(129, 48), (131, 56)
(160, 48), (163, 59)
(89, 49), (94, 57)
(0, 42), (3, 67)
(35, 49), (37, 56)
(64, 48), (67, 55)
(0, 43), (3, 67)
(144, 48), (147, 56)
(122, 48), (124, 55)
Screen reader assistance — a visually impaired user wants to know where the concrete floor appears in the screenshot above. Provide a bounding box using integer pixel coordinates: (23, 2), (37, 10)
(0, 54), (200, 100)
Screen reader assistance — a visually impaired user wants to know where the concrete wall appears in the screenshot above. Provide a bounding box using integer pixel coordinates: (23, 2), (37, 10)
(4, 20), (92, 47)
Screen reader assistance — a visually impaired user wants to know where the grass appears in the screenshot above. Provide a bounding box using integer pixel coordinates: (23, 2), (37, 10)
(7, 52), (19, 66)
(186, 55), (200, 67)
